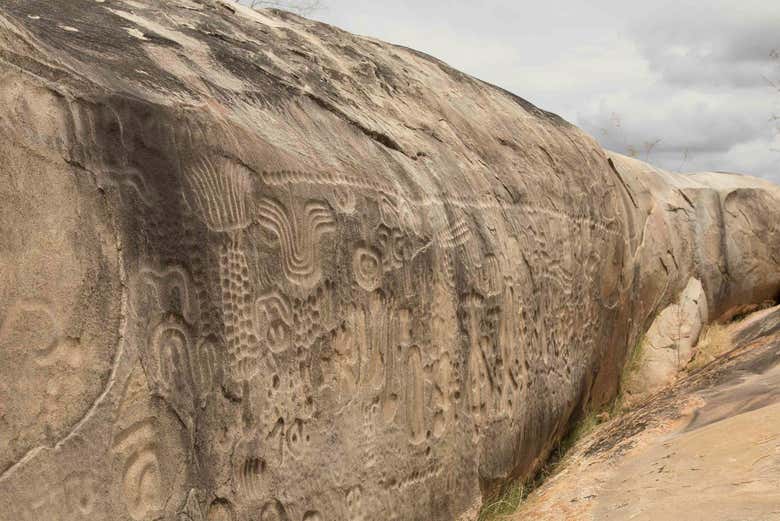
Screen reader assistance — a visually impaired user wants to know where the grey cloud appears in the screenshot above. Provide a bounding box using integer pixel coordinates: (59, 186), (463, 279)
(630, 6), (780, 88)
(578, 93), (779, 179)
(238, 0), (779, 183)
(645, 58), (777, 90)
(578, 91), (771, 156)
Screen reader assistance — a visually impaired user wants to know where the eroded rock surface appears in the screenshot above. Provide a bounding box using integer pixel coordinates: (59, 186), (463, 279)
(624, 277), (708, 399)
(0, 2), (778, 520)
(510, 305), (780, 521)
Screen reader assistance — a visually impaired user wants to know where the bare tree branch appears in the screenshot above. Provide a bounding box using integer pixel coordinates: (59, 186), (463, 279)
(762, 74), (780, 92)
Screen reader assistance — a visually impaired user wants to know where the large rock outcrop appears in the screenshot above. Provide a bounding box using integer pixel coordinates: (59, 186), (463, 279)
(0, 2), (777, 520)
(508, 304), (780, 521)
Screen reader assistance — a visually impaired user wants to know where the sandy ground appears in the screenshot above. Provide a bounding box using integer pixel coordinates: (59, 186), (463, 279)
(509, 307), (780, 521)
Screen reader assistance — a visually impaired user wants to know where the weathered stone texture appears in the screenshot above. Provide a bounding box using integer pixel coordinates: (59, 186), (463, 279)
(624, 277), (708, 398)
(0, 2), (777, 521)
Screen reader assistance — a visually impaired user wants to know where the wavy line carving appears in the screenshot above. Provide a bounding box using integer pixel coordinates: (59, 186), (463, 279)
(183, 158), (252, 233)
(256, 198), (336, 288)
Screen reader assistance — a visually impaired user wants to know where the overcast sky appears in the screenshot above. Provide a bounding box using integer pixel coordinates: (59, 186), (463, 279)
(249, 1), (780, 183)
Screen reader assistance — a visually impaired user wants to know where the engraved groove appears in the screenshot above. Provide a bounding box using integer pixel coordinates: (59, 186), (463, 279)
(255, 198), (336, 288)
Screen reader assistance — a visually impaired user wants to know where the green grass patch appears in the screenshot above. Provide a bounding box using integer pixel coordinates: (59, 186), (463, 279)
(476, 479), (529, 521)
(476, 410), (605, 520)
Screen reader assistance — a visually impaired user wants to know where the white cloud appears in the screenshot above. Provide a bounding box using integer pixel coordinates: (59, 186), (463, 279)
(247, 0), (780, 183)
(578, 88), (773, 153)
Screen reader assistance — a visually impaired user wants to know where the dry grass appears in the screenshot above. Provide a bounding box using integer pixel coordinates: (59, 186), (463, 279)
(692, 299), (776, 370)
(613, 334), (647, 413)
(476, 303), (771, 520)
(687, 323), (733, 370)
(477, 480), (529, 521)
(476, 410), (604, 521)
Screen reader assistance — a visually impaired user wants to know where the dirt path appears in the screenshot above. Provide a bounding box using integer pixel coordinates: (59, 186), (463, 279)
(509, 307), (780, 521)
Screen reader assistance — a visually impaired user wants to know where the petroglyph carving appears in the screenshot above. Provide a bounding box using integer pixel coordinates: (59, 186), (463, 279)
(352, 246), (382, 291)
(466, 341), (489, 422)
(345, 486), (365, 521)
(265, 416), (311, 466)
(4, 470), (99, 521)
(361, 292), (390, 393)
(220, 236), (260, 384)
(435, 248), (458, 290)
(328, 311), (360, 403)
(331, 186), (357, 215)
(291, 288), (331, 353)
(97, 167), (156, 207)
(113, 418), (163, 520)
(184, 158), (252, 233)
(314, 280), (337, 332)
(430, 284), (459, 438)
(382, 461), (443, 492)
(431, 351), (455, 438)
(0, 297), (108, 475)
(324, 293), (407, 420)
(0, 300), (84, 367)
(182, 158), (258, 386)
(405, 345), (425, 444)
(112, 369), (165, 521)
(190, 336), (220, 402)
(261, 168), (625, 238)
(496, 283), (526, 414)
(302, 511), (323, 521)
(478, 255), (503, 297)
(432, 209), (471, 250)
(378, 192), (421, 237)
(179, 488), (206, 521)
(150, 315), (193, 398)
(255, 290), (293, 354)
(144, 312), (219, 406)
(207, 499), (235, 521)
(285, 418), (306, 459)
(35, 335), (83, 368)
(136, 265), (200, 325)
(235, 456), (266, 501)
(260, 498), (290, 521)
(397, 309), (412, 347)
(463, 295), (491, 423)
(376, 225), (408, 272)
(240, 458), (265, 499)
(261, 169), (397, 198)
(256, 198), (336, 288)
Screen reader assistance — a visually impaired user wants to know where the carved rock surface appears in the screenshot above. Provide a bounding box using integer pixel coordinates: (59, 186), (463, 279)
(0, 2), (777, 521)
(507, 303), (780, 521)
